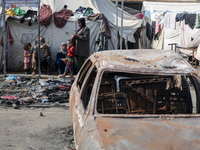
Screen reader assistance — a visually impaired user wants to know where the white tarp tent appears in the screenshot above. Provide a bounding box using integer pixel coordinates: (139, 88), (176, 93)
(142, 1), (200, 15)
(142, 1), (200, 54)
(0, 0), (142, 71)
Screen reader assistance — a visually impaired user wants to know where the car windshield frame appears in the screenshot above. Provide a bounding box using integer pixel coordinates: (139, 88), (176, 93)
(94, 69), (200, 118)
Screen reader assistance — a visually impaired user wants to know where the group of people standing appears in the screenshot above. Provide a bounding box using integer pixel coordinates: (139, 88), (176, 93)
(23, 18), (90, 77)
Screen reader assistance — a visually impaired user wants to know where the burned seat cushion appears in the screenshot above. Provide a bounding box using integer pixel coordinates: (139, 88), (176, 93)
(156, 88), (192, 114)
(97, 92), (130, 114)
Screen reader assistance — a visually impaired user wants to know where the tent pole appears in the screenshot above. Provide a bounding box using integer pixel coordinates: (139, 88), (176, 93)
(38, 0), (41, 77)
(143, 26), (145, 48)
(120, 0), (124, 50)
(115, 0), (118, 50)
(2, 0), (6, 77)
(74, 12), (76, 31)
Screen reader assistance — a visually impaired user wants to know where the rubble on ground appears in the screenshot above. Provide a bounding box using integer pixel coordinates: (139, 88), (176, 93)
(0, 75), (74, 108)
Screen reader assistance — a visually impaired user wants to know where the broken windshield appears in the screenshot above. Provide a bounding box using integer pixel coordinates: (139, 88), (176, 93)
(96, 71), (200, 115)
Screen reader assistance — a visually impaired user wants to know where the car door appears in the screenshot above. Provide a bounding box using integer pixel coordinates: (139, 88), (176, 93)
(72, 60), (95, 145)
(77, 66), (106, 150)
(70, 60), (92, 119)
(190, 76), (200, 113)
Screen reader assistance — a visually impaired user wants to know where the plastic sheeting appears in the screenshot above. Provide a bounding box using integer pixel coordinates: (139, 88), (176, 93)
(142, 1), (200, 14)
(163, 22), (180, 51)
(41, 0), (142, 42)
(2, 0), (142, 42)
(3, 0), (39, 8)
(6, 19), (102, 71)
(0, 0), (143, 71)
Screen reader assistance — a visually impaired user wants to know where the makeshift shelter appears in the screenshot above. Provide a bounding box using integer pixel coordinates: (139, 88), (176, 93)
(0, 0), (142, 72)
(142, 1), (200, 63)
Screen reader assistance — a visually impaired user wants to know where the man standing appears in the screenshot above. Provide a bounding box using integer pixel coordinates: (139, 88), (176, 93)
(32, 37), (51, 75)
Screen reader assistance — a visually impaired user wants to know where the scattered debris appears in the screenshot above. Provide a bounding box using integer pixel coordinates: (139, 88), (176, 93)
(39, 79), (49, 86)
(12, 103), (19, 109)
(6, 75), (20, 81)
(40, 112), (44, 117)
(29, 145), (39, 150)
(1, 95), (18, 100)
(0, 77), (73, 108)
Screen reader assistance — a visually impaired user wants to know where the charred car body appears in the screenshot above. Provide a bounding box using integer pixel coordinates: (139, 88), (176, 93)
(70, 49), (200, 150)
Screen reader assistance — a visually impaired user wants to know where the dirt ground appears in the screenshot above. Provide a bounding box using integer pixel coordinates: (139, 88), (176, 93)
(0, 68), (199, 150)
(0, 107), (74, 150)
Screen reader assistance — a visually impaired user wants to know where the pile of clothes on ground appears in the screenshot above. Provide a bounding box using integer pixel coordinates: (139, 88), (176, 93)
(0, 75), (73, 108)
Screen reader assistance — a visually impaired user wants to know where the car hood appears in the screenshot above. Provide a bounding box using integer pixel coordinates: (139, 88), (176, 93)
(96, 116), (200, 150)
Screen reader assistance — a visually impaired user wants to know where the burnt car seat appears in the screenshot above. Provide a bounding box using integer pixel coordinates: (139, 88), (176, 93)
(97, 92), (130, 114)
(156, 88), (192, 114)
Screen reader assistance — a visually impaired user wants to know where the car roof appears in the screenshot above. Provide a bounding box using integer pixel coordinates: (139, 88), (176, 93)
(90, 49), (196, 75)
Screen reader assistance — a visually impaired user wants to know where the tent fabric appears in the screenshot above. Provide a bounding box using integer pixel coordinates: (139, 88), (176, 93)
(142, 1), (200, 22)
(2, 0), (143, 42)
(0, 0), (142, 71)
(87, 13), (111, 38)
(180, 20), (200, 48)
(4, 0), (39, 7)
(151, 29), (164, 49)
(118, 5), (141, 16)
(142, 1), (200, 14)
(6, 19), (101, 71)
(163, 22), (180, 51)
(40, 0), (142, 42)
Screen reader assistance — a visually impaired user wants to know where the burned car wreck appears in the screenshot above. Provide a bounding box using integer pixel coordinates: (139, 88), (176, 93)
(70, 49), (200, 150)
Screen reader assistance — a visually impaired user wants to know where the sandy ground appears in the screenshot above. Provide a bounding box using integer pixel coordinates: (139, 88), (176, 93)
(0, 74), (75, 150)
(0, 68), (199, 150)
(0, 107), (74, 150)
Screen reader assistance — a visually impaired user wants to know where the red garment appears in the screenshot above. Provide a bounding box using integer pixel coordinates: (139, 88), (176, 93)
(136, 13), (144, 19)
(68, 46), (75, 57)
(1, 95), (18, 100)
(1, 31), (13, 46)
(58, 85), (71, 91)
(40, 4), (52, 27)
(53, 8), (74, 28)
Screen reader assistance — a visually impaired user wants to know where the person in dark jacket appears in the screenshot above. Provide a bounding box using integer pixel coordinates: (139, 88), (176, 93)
(55, 42), (68, 74)
(73, 17), (90, 71)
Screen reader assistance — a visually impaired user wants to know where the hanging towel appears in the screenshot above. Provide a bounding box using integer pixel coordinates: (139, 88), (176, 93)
(176, 13), (186, 22)
(185, 14), (196, 29)
(53, 8), (74, 28)
(155, 14), (163, 35)
(146, 22), (152, 41)
(164, 12), (176, 30)
(195, 13), (200, 28)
